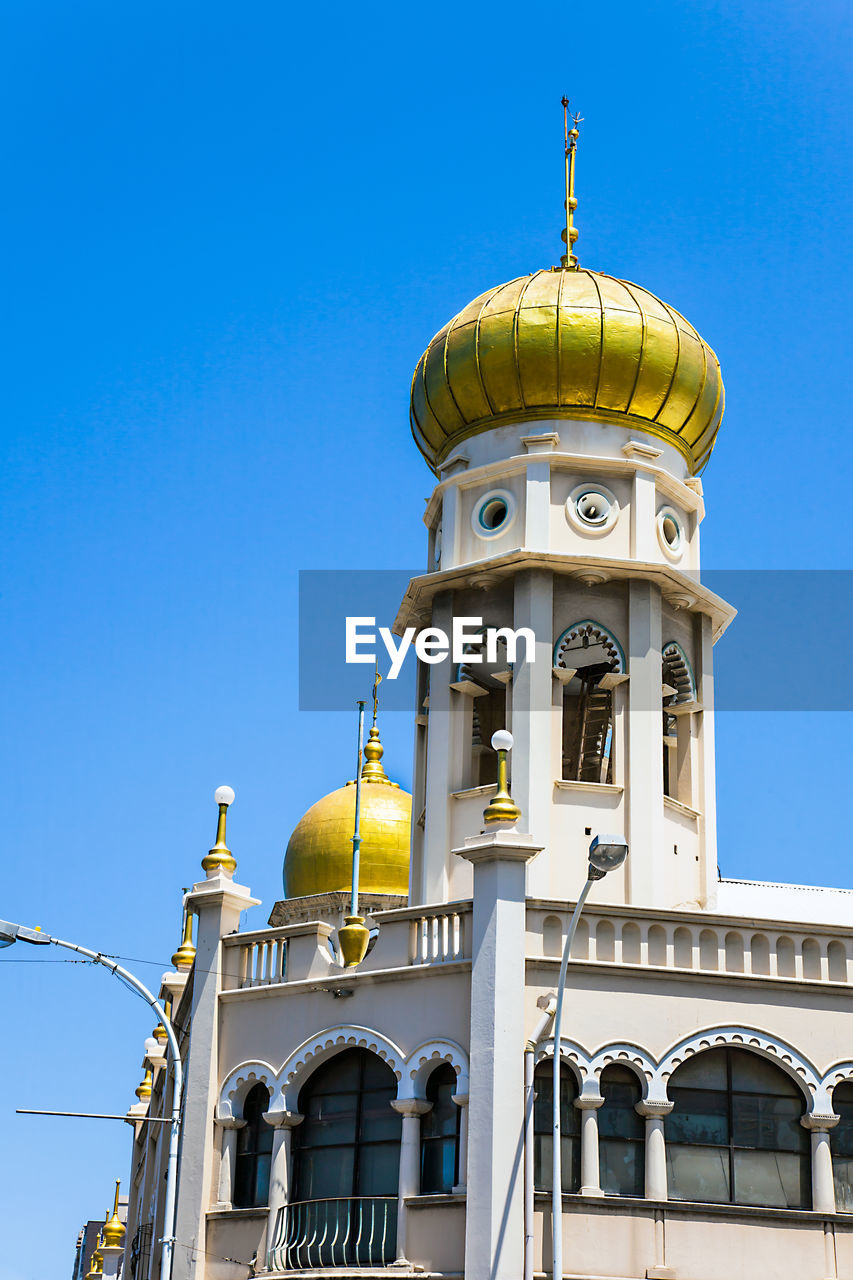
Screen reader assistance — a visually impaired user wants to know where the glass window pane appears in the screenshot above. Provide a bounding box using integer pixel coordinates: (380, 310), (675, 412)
(730, 1052), (799, 1096)
(357, 1142), (401, 1196)
(599, 1067), (643, 1142)
(254, 1155), (271, 1206)
(667, 1144), (730, 1203)
(600, 1139), (644, 1198)
(296, 1146), (355, 1199)
(534, 1133), (578, 1192)
(422, 1137), (456, 1194)
(833, 1087), (853, 1158)
(733, 1149), (808, 1209)
(834, 1157), (853, 1212)
(731, 1094), (805, 1151)
(310, 1052), (362, 1094)
(668, 1049), (727, 1090)
(359, 1095), (401, 1143)
(361, 1054), (398, 1090)
(533, 1065), (579, 1137)
(668, 1088), (729, 1145)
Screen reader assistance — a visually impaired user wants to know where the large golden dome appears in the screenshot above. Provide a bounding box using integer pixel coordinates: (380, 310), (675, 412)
(410, 267), (724, 475)
(283, 727), (411, 899)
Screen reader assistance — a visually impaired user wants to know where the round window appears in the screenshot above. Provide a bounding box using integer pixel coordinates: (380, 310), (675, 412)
(657, 507), (684, 558)
(472, 489), (517, 540)
(566, 482), (619, 535)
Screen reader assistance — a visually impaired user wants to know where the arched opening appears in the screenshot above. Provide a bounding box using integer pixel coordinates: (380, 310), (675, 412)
(832, 1082), (853, 1211)
(288, 1049), (402, 1267)
(599, 1065), (645, 1197)
(420, 1063), (460, 1193)
(662, 641), (695, 803)
(665, 1047), (809, 1208)
(533, 1060), (580, 1192)
(233, 1083), (274, 1208)
(554, 622), (623, 784)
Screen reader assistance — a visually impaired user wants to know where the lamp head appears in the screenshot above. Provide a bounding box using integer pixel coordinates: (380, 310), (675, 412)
(0, 919), (50, 947)
(588, 833), (629, 876)
(214, 785), (235, 807)
(490, 729), (513, 753)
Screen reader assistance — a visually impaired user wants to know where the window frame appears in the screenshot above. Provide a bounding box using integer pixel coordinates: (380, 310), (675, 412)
(233, 1082), (274, 1209)
(420, 1062), (461, 1194)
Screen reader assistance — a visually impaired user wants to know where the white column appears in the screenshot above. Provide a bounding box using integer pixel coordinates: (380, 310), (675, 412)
(626, 579), (664, 907)
(213, 1114), (246, 1207)
(511, 570), (555, 898)
(803, 1114), (839, 1214)
(421, 591), (456, 904)
(453, 1089), (469, 1192)
(695, 611), (719, 907)
(636, 1101), (672, 1201)
(391, 1099), (432, 1262)
(264, 1111), (304, 1265)
(172, 874), (260, 1280)
(100, 1246), (123, 1280)
(454, 827), (542, 1280)
(576, 1095), (605, 1196)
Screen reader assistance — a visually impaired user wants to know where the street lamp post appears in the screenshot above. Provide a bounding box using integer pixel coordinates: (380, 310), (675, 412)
(550, 835), (628, 1280)
(0, 918), (183, 1280)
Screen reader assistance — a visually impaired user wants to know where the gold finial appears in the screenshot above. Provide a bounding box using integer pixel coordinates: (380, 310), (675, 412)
(201, 785), (237, 877)
(171, 903), (196, 971)
(153, 995), (171, 1045)
(372, 665), (382, 727)
(360, 724), (392, 784)
(102, 1180), (126, 1248)
(559, 96), (583, 269)
(483, 729), (522, 825)
(135, 1066), (153, 1101)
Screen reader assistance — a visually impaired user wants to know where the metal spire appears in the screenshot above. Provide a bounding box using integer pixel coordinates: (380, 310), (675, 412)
(560, 96), (583, 269)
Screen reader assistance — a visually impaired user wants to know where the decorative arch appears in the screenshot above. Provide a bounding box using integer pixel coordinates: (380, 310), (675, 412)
(400, 1038), (469, 1101)
(217, 1060), (278, 1121)
(821, 1061), (853, 1107)
(655, 1026), (826, 1112)
(553, 620), (625, 673)
(662, 640), (696, 702)
(533, 1037), (593, 1096)
(277, 1025), (406, 1112)
(588, 1044), (656, 1099)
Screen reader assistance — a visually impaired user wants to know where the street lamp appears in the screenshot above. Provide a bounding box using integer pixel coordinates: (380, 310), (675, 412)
(0, 917), (183, 1280)
(550, 834), (628, 1280)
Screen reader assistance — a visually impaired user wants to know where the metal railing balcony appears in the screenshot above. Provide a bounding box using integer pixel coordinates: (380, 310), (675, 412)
(268, 1196), (397, 1271)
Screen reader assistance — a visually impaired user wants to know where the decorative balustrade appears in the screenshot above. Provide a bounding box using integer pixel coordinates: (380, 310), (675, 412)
(410, 909), (467, 964)
(238, 935), (286, 988)
(534, 907), (852, 984)
(267, 1197), (397, 1271)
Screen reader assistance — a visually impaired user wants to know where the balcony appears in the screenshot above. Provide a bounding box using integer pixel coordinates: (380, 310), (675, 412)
(268, 1196), (397, 1271)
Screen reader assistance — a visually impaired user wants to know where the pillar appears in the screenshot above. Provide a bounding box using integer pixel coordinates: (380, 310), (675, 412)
(576, 1095), (605, 1197)
(453, 1088), (469, 1192)
(213, 1114), (246, 1207)
(264, 1110), (304, 1267)
(100, 1246), (123, 1280)
(454, 826), (542, 1280)
(171, 873), (260, 1280)
(511, 570), (554, 897)
(626, 579), (664, 906)
(636, 1100), (672, 1201)
(803, 1114), (839, 1214)
(391, 1099), (432, 1262)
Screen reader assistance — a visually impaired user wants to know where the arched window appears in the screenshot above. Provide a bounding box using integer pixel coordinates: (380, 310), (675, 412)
(599, 1065), (645, 1197)
(288, 1049), (402, 1266)
(662, 641), (695, 803)
(832, 1082), (853, 1211)
(233, 1083), (273, 1208)
(554, 622), (623, 784)
(420, 1063), (460, 1193)
(666, 1048), (809, 1208)
(533, 1061), (580, 1192)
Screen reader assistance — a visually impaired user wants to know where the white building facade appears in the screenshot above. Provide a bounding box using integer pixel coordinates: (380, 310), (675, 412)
(121, 247), (853, 1280)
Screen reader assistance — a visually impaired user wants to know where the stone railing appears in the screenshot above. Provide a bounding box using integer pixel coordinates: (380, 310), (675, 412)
(409, 908), (467, 965)
(530, 904), (852, 983)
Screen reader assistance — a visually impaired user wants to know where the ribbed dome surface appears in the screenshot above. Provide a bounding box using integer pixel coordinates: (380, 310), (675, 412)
(283, 782), (411, 899)
(410, 268), (724, 474)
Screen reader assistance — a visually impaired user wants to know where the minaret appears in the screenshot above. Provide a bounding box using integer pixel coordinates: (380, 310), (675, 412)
(404, 107), (733, 912)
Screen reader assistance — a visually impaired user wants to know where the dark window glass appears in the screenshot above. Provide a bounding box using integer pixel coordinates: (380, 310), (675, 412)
(233, 1083), (274, 1208)
(832, 1082), (853, 1211)
(666, 1048), (809, 1209)
(421, 1063), (460, 1194)
(599, 1065), (644, 1197)
(533, 1061), (580, 1193)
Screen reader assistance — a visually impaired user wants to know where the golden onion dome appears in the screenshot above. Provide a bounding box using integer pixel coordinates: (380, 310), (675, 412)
(284, 726), (411, 899)
(410, 267), (724, 475)
(102, 1182), (125, 1248)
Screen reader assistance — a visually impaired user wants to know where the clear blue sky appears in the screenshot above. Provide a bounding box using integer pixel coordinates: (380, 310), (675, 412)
(1, 1), (850, 1273)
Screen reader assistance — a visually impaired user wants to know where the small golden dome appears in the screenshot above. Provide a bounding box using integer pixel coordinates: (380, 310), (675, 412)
(171, 910), (195, 972)
(135, 1066), (153, 1102)
(410, 268), (724, 475)
(284, 727), (411, 899)
(102, 1181), (125, 1248)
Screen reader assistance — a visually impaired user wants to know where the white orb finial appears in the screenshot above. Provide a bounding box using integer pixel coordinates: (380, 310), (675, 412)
(491, 729), (513, 752)
(215, 785), (235, 807)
